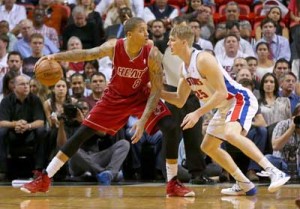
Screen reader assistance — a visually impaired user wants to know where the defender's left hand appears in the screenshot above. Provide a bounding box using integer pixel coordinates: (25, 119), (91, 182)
(181, 111), (200, 130)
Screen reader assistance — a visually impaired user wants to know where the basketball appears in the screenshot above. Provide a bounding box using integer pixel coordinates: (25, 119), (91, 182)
(35, 59), (63, 86)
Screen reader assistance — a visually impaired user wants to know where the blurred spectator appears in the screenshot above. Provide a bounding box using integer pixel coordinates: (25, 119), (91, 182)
(143, 0), (179, 30)
(125, 116), (163, 181)
(255, 18), (291, 62)
(69, 73), (91, 99)
(84, 72), (106, 110)
(181, 0), (202, 20)
(22, 33), (45, 77)
(0, 34), (9, 73)
(62, 6), (101, 50)
(32, 6), (59, 48)
(214, 21), (255, 58)
(255, 6), (289, 41)
(0, 70), (18, 101)
(38, 0), (69, 35)
(210, 22), (226, 46)
(255, 42), (275, 81)
(259, 72), (291, 126)
(13, 19), (59, 58)
(189, 19), (213, 50)
(232, 57), (248, 76)
(0, 0), (27, 35)
(273, 58), (290, 81)
(150, 19), (168, 53)
(82, 60), (99, 90)
(239, 20), (253, 44)
(195, 5), (214, 40)
(103, 0), (132, 29)
(279, 72), (300, 113)
(105, 6), (132, 40)
(236, 68), (252, 82)
(95, 0), (144, 18)
(68, 0), (105, 44)
(29, 78), (50, 103)
(0, 75), (47, 180)
(0, 20), (17, 52)
(265, 104), (300, 179)
(216, 34), (248, 79)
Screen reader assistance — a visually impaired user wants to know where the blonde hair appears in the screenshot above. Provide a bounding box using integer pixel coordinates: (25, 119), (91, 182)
(170, 25), (194, 47)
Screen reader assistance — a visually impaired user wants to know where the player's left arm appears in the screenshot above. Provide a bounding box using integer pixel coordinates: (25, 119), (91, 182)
(181, 52), (228, 130)
(130, 47), (163, 144)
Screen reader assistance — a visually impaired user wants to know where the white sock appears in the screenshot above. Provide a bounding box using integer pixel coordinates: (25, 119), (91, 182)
(166, 163), (177, 182)
(232, 169), (250, 183)
(46, 157), (65, 178)
(258, 157), (275, 171)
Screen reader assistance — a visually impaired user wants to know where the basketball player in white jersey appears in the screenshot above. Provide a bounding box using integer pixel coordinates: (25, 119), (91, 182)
(161, 25), (290, 196)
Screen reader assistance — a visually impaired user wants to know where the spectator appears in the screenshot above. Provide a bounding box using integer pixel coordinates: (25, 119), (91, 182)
(105, 6), (133, 40)
(143, 0), (179, 30)
(210, 22), (226, 46)
(273, 58), (291, 81)
(265, 104), (300, 179)
(256, 18), (291, 62)
(195, 5), (214, 40)
(214, 21), (255, 58)
(279, 72), (300, 113)
(0, 20), (17, 52)
(236, 68), (252, 82)
(245, 56), (260, 88)
(189, 19), (213, 51)
(239, 20), (253, 44)
(68, 0), (105, 44)
(32, 6), (59, 48)
(13, 19), (59, 58)
(22, 33), (45, 77)
(255, 42), (275, 81)
(82, 60), (100, 90)
(84, 72), (106, 110)
(0, 0), (27, 35)
(259, 72), (291, 126)
(69, 73), (91, 99)
(149, 19), (168, 53)
(0, 75), (47, 180)
(255, 6), (289, 41)
(62, 6), (101, 50)
(216, 34), (248, 79)
(126, 116), (163, 180)
(0, 34), (9, 80)
(232, 57), (248, 77)
(38, 0), (69, 35)
(29, 77), (50, 103)
(0, 70), (18, 101)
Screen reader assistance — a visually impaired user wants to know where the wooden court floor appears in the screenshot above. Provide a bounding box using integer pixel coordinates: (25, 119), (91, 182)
(1, 183), (300, 209)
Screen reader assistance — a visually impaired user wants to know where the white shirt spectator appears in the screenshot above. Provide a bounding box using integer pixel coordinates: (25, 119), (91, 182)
(195, 38), (213, 51)
(214, 37), (255, 57)
(143, 6), (178, 24)
(0, 4), (27, 31)
(98, 56), (112, 82)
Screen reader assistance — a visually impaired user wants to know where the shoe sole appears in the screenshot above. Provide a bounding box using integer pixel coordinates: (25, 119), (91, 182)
(166, 191), (195, 197)
(268, 176), (291, 193)
(221, 187), (257, 196)
(20, 187), (49, 194)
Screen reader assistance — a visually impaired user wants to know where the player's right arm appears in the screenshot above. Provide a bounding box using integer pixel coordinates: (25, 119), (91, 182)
(161, 67), (191, 108)
(35, 39), (117, 67)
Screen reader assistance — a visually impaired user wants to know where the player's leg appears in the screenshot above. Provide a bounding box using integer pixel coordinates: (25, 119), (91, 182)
(20, 125), (98, 193)
(223, 121), (290, 193)
(157, 115), (195, 197)
(201, 133), (257, 196)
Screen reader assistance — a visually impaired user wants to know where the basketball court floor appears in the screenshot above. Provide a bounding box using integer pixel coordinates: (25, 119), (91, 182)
(0, 182), (300, 209)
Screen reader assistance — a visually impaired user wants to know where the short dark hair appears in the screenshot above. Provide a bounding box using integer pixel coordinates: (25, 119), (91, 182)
(274, 58), (290, 69)
(124, 17), (145, 35)
(245, 56), (257, 62)
(226, 20), (240, 30)
(224, 33), (240, 42)
(91, 72), (106, 81)
(30, 33), (45, 43)
(70, 72), (84, 82)
(238, 78), (254, 90)
(8, 51), (23, 61)
(261, 18), (277, 28)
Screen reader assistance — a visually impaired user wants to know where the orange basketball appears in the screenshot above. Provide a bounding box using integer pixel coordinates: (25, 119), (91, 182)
(35, 59), (63, 86)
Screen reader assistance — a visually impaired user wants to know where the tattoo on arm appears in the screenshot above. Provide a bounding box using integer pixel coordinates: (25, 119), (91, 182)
(139, 47), (164, 125)
(53, 40), (116, 62)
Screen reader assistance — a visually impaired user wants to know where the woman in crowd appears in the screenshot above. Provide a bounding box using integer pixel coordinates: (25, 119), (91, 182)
(255, 42), (275, 81)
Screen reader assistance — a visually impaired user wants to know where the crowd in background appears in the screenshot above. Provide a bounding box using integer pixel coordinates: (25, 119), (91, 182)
(0, 0), (300, 184)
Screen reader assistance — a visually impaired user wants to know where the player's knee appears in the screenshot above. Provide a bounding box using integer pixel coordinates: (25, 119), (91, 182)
(201, 141), (213, 154)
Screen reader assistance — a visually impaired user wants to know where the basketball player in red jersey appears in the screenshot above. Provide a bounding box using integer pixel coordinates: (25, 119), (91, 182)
(20, 17), (195, 197)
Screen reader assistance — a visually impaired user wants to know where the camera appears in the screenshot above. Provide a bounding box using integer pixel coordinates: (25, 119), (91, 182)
(293, 116), (300, 128)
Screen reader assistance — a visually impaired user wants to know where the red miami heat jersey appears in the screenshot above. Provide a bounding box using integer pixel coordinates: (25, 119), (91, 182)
(108, 39), (152, 97)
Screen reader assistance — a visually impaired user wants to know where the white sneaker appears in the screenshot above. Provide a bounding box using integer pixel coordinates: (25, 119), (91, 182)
(267, 168), (290, 193)
(221, 181), (257, 196)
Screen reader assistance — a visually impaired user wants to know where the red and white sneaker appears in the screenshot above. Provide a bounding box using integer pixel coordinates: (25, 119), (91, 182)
(166, 177), (195, 197)
(20, 171), (51, 193)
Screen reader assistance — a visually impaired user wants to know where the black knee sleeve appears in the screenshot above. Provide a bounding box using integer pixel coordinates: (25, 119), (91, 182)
(60, 125), (96, 158)
(158, 115), (180, 159)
